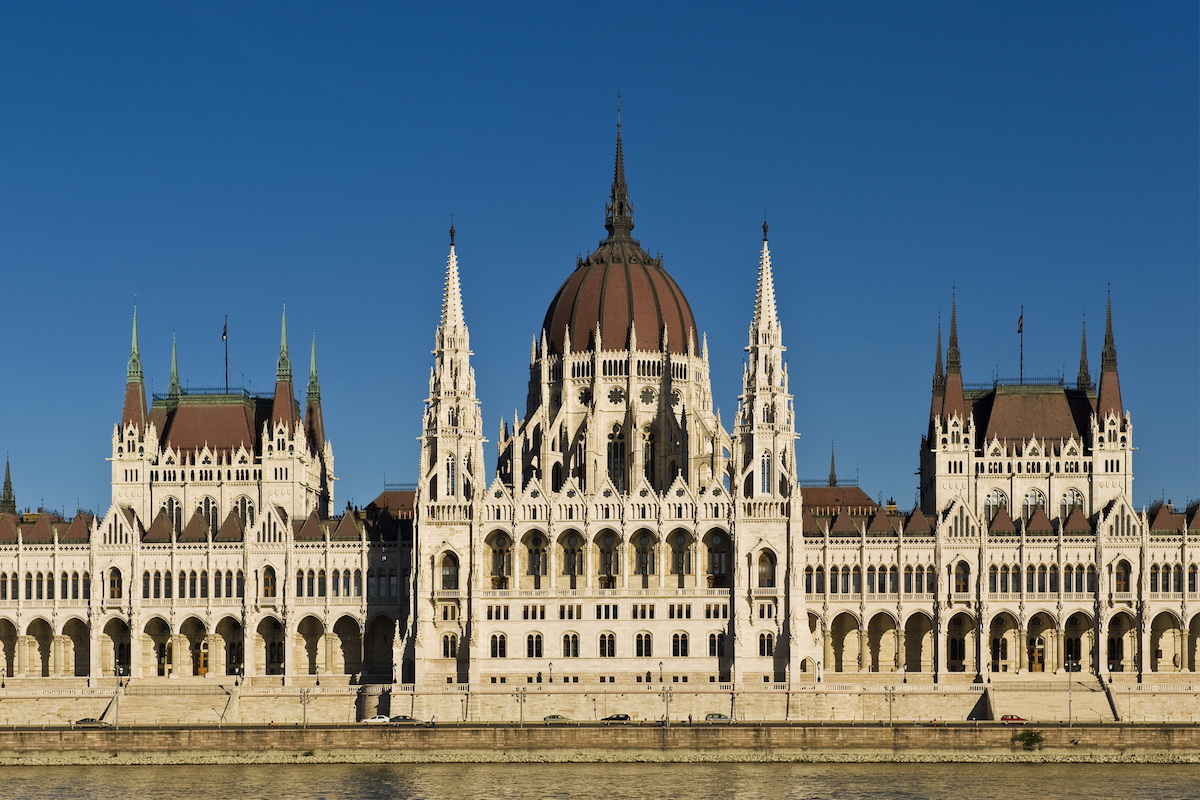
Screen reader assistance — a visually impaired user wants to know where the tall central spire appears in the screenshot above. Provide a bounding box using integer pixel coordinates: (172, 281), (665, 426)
(604, 111), (634, 240)
(752, 221), (780, 332)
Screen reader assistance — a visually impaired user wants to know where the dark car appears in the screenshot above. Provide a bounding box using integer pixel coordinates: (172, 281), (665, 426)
(389, 715), (424, 725)
(601, 714), (631, 724)
(74, 718), (110, 728)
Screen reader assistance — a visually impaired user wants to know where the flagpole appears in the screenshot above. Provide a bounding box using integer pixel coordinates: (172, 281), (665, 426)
(224, 315), (229, 393)
(1019, 305), (1024, 385)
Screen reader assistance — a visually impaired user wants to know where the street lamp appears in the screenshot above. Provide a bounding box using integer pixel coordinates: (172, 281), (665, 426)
(517, 686), (526, 726)
(1066, 658), (1077, 727)
(549, 662), (553, 684)
(658, 661), (664, 683)
(661, 685), (672, 727)
(884, 686), (896, 726)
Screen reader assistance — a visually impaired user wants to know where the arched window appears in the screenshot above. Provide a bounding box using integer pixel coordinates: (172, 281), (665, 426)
(197, 496), (219, 535)
(491, 534), (512, 588)
(442, 634), (458, 659)
(984, 489), (1008, 524)
(490, 634), (507, 658)
(607, 425), (627, 492)
(353, 569), (362, 596)
(708, 632), (726, 657)
(706, 532), (729, 587)
(189, 571), (198, 598)
(636, 632), (653, 657)
(446, 454), (456, 497)
(670, 532), (691, 575)
(142, 571), (151, 598)
(562, 534), (582, 577)
(441, 553), (460, 590)
(759, 632), (774, 657)
(296, 570), (305, 596)
(672, 632), (689, 657)
(1114, 560), (1131, 593)
(235, 496), (255, 526)
(642, 426), (656, 487)
(109, 568), (123, 599)
(262, 566), (277, 598)
(599, 632), (616, 658)
(1022, 489), (1045, 522)
(599, 533), (619, 583)
(635, 534), (656, 576)
(760, 452), (771, 495)
(526, 633), (543, 658)
(953, 562), (970, 593)
(562, 633), (579, 658)
(527, 534), (547, 577)
(1059, 489), (1084, 522)
(757, 551), (777, 588)
(317, 569), (326, 597)
(162, 497), (183, 536)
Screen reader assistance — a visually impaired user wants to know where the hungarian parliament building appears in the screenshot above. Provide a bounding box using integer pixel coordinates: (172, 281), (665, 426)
(1, 132), (1196, 698)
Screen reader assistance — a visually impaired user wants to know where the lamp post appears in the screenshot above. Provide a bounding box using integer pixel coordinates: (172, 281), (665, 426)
(658, 661), (664, 683)
(661, 685), (672, 727)
(884, 686), (895, 727)
(549, 662), (553, 684)
(517, 686), (526, 727)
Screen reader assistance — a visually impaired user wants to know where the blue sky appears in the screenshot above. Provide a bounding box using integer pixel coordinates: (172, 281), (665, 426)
(0, 2), (1195, 515)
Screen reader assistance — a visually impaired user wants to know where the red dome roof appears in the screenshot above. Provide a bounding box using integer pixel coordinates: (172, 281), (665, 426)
(541, 127), (696, 356)
(542, 238), (696, 356)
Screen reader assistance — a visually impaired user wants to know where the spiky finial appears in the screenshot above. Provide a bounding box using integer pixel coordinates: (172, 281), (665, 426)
(277, 306), (292, 381)
(1076, 319), (1091, 389)
(1101, 291), (1117, 370)
(828, 444), (838, 488)
(0, 458), (15, 515)
(167, 334), (182, 398)
(946, 294), (961, 374)
(604, 106), (635, 240)
(127, 307), (143, 382)
(307, 334), (321, 400)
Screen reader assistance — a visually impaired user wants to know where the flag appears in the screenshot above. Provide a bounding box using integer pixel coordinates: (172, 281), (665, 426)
(1017, 313), (1023, 334)
(222, 319), (227, 340)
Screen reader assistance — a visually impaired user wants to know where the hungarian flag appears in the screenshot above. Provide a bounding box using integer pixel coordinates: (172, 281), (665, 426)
(1017, 313), (1023, 334)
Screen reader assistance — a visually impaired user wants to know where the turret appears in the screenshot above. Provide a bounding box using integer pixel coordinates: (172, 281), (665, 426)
(1096, 294), (1123, 421)
(0, 459), (15, 515)
(271, 307), (299, 430)
(121, 308), (148, 430)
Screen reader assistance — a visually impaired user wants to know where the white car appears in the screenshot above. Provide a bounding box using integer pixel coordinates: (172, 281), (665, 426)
(362, 714), (390, 724)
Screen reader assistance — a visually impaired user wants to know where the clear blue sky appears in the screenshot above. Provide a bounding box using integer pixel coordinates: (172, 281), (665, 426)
(1, 2), (1195, 515)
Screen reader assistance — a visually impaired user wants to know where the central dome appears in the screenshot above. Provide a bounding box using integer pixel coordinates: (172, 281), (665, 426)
(541, 129), (697, 356)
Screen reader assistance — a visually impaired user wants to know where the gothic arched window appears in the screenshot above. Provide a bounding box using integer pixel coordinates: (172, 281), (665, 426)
(607, 425), (627, 492)
(984, 489), (1008, 523)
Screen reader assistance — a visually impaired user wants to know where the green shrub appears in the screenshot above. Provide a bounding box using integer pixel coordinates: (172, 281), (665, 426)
(1012, 729), (1045, 750)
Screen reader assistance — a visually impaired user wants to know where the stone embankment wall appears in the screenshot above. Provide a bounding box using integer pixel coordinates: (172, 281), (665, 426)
(0, 724), (1198, 765)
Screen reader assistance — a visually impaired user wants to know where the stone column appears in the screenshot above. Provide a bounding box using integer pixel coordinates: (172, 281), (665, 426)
(1017, 626), (1027, 673)
(857, 628), (868, 672)
(895, 628), (906, 673)
(822, 620), (833, 677)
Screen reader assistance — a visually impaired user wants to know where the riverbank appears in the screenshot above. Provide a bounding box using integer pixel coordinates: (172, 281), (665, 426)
(0, 723), (1198, 765)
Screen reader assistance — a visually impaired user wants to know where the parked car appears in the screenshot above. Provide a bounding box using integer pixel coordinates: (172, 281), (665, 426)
(704, 713), (733, 724)
(389, 715), (424, 725)
(1000, 715), (1028, 724)
(74, 718), (110, 729)
(543, 714), (572, 724)
(362, 714), (390, 724)
(601, 713), (631, 724)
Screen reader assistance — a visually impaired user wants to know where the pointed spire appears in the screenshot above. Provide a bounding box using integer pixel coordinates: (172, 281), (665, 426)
(940, 295), (966, 420)
(828, 444), (838, 488)
(271, 305), (298, 430)
(0, 458), (15, 515)
(127, 307), (143, 382)
(603, 107), (635, 240)
(307, 334), (321, 400)
(1097, 291), (1123, 419)
(1076, 319), (1091, 390)
(277, 305), (292, 381)
(121, 307), (148, 429)
(440, 224), (466, 336)
(945, 295), (961, 374)
(167, 334), (182, 399)
(752, 221), (780, 332)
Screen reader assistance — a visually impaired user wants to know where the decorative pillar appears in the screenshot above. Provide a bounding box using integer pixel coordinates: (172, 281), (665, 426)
(857, 627), (867, 672)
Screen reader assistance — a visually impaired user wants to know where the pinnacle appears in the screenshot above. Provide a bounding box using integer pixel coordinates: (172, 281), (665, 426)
(277, 306), (292, 381)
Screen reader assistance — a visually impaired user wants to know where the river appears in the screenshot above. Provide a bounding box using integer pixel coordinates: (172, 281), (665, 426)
(1, 763), (1197, 800)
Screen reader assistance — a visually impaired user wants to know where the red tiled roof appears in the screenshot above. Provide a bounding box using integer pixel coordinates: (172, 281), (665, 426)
(1062, 506), (1091, 534)
(1025, 506), (1053, 534)
(830, 511), (860, 535)
(61, 512), (93, 543)
(988, 507), (1016, 534)
(0, 514), (16, 544)
(541, 237), (697, 357)
(22, 514), (56, 544)
(179, 510), (209, 542)
(296, 512), (324, 542)
(332, 513), (362, 541)
(1187, 504), (1200, 532)
(368, 490), (415, 520)
(905, 508), (933, 534)
(1149, 506), (1185, 532)
(149, 397), (268, 453)
(867, 510), (898, 534)
(974, 386), (1088, 445)
(143, 509), (174, 543)
(215, 510), (244, 542)
(800, 508), (821, 534)
(802, 486), (879, 516)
